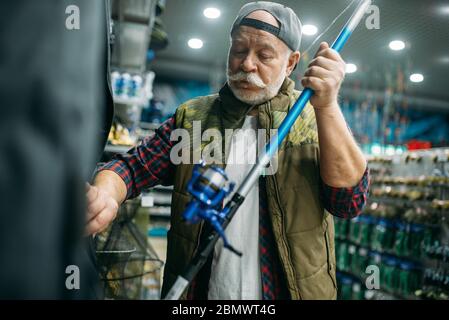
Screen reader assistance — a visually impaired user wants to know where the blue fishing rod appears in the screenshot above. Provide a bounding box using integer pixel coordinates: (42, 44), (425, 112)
(164, 0), (372, 300)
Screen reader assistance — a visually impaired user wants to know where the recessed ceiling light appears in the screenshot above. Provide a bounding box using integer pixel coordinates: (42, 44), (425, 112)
(439, 56), (449, 64)
(345, 63), (357, 74)
(203, 7), (221, 19)
(389, 40), (405, 51)
(439, 5), (449, 15)
(302, 24), (318, 36)
(410, 73), (424, 83)
(188, 38), (203, 49)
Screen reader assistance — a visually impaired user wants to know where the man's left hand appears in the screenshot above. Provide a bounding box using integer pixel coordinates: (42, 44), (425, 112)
(301, 42), (346, 110)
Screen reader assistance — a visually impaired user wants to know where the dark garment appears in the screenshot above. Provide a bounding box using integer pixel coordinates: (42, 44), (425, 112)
(259, 178), (290, 299)
(0, 0), (106, 299)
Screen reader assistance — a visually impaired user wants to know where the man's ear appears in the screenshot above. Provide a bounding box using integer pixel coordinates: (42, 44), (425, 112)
(286, 51), (301, 76)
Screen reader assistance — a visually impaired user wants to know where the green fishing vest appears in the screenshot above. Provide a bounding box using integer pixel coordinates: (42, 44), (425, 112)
(161, 78), (337, 300)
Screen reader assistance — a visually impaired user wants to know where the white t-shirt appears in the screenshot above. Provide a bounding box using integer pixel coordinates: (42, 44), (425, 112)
(208, 115), (262, 300)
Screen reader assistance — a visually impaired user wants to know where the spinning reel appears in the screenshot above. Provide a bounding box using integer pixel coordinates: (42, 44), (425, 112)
(183, 161), (241, 256)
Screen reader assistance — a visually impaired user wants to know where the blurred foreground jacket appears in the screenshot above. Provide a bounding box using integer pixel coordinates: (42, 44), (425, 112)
(0, 0), (113, 298)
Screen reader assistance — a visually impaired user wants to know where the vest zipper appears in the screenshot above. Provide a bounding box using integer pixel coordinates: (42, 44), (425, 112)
(266, 101), (302, 300)
(324, 219), (338, 289)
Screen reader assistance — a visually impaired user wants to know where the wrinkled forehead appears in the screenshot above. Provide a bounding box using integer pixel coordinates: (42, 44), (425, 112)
(230, 25), (286, 53)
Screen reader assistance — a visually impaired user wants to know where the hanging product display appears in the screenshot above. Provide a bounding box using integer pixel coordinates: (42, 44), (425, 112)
(336, 147), (449, 300)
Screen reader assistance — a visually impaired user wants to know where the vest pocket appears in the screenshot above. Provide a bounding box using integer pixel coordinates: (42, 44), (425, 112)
(296, 263), (337, 300)
(286, 224), (337, 299)
(286, 225), (328, 279)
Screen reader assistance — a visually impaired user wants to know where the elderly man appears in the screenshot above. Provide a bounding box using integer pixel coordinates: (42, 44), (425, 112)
(87, 2), (369, 300)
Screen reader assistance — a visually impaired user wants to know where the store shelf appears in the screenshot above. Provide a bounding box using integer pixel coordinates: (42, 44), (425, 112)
(337, 269), (420, 300)
(368, 196), (448, 214)
(368, 196), (431, 207)
(337, 149), (449, 300)
(152, 192), (172, 205)
(149, 206), (171, 218)
(140, 122), (162, 130)
(153, 185), (173, 191)
(113, 95), (148, 106)
(336, 237), (426, 266)
(104, 144), (133, 154)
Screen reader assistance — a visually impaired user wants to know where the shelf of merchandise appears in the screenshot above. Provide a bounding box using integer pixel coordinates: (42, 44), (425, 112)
(337, 269), (420, 300)
(104, 144), (133, 154)
(113, 95), (148, 106)
(139, 121), (162, 130)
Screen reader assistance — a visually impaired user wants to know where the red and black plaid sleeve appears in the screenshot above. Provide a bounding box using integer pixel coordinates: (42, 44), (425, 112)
(98, 116), (176, 200)
(320, 166), (370, 219)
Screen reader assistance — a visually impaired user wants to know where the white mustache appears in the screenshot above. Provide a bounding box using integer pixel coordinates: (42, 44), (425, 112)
(227, 71), (267, 89)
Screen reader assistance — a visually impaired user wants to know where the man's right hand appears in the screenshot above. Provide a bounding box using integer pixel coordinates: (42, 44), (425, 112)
(85, 183), (119, 236)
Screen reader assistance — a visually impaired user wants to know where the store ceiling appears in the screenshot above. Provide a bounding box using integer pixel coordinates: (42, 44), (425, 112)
(151, 0), (449, 104)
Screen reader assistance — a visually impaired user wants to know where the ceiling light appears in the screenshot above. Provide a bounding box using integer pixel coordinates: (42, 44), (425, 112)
(389, 40), (405, 51)
(439, 56), (449, 64)
(203, 7), (221, 19)
(439, 5), (449, 15)
(188, 38), (203, 49)
(410, 73), (424, 83)
(302, 24), (318, 36)
(345, 63), (357, 74)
